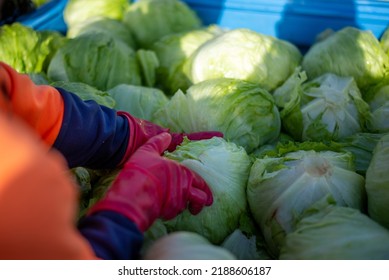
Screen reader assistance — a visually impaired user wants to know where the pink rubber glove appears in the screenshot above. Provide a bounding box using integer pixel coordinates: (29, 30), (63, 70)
(88, 132), (213, 232)
(118, 111), (223, 164)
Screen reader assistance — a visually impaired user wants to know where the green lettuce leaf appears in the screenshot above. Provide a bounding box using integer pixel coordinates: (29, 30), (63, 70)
(163, 137), (252, 245)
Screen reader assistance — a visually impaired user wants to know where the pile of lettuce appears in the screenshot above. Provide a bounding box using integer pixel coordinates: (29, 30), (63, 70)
(154, 78), (281, 153)
(4, 0), (389, 260)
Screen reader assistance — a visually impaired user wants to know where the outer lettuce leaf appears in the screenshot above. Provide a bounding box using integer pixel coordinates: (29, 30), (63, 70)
(274, 68), (371, 141)
(273, 67), (307, 139)
(163, 137), (252, 245)
(71, 167), (93, 217)
(70, 167), (92, 194)
(302, 27), (389, 91)
(334, 132), (385, 175)
(151, 25), (224, 95)
(28, 72), (51, 85)
(365, 84), (389, 133)
(51, 80), (116, 108)
(47, 33), (141, 91)
(256, 132), (385, 175)
(108, 84), (168, 121)
(154, 78), (281, 153)
(64, 0), (130, 29)
(247, 147), (366, 257)
(123, 0), (202, 48)
(250, 133), (294, 159)
(365, 133), (389, 229)
(141, 219), (169, 256)
(136, 49), (160, 87)
(183, 28), (302, 92)
(280, 204), (389, 260)
(221, 212), (271, 260)
(0, 23), (67, 74)
(83, 169), (121, 215)
(67, 17), (136, 49)
(143, 232), (236, 260)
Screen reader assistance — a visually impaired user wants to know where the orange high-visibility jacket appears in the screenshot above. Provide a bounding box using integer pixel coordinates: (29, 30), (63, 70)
(0, 73), (96, 258)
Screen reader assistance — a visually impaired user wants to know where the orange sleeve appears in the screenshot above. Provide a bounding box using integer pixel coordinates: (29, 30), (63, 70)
(0, 62), (64, 146)
(0, 111), (97, 260)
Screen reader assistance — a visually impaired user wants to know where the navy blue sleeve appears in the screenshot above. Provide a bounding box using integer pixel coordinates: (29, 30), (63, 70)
(78, 211), (144, 260)
(53, 88), (129, 169)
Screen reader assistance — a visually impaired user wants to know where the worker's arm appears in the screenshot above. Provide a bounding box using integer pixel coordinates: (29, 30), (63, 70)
(1, 61), (223, 169)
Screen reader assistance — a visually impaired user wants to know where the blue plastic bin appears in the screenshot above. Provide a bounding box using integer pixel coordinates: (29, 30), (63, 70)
(12, 0), (389, 50)
(18, 0), (68, 34)
(181, 0), (389, 49)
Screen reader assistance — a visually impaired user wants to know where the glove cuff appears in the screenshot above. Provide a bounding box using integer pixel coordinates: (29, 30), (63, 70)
(117, 111), (169, 166)
(87, 164), (162, 232)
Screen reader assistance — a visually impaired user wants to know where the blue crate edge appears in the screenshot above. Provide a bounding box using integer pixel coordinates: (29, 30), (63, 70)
(18, 0), (68, 34)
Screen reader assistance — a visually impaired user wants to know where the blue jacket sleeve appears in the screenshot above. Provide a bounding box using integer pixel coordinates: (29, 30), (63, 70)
(53, 87), (129, 169)
(78, 211), (144, 260)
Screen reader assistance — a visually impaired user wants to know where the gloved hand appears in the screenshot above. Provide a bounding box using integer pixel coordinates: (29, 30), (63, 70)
(118, 111), (223, 164)
(88, 132), (213, 232)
